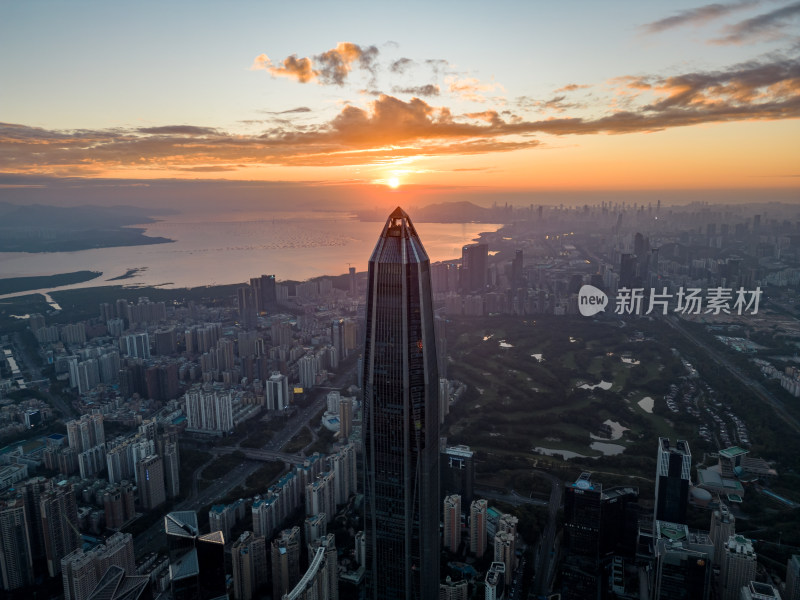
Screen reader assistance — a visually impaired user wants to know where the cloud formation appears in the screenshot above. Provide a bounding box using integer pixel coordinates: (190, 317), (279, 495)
(713, 1), (800, 44)
(390, 58), (414, 73)
(446, 76), (504, 102)
(392, 84), (440, 96)
(3, 56), (798, 174)
(252, 42), (379, 85)
(643, 1), (760, 33)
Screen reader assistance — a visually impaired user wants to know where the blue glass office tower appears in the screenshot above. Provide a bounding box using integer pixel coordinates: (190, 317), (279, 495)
(363, 207), (440, 599)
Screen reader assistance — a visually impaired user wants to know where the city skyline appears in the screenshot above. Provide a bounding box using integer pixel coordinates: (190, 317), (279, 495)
(1, 1), (799, 210)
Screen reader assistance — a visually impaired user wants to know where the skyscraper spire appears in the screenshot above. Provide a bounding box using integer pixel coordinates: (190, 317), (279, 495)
(363, 207), (440, 599)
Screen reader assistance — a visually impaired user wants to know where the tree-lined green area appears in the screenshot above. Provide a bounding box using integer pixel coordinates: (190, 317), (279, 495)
(0, 270), (102, 295)
(446, 314), (800, 493)
(446, 316), (683, 470)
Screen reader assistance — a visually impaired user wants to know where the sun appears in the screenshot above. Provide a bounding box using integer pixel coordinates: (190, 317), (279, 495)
(387, 177), (400, 189)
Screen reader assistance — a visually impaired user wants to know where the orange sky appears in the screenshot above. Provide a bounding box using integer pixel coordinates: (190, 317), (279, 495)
(1, 2), (799, 200)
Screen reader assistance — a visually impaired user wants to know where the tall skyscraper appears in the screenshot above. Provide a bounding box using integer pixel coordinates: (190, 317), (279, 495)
(709, 503), (736, 567)
(654, 438), (691, 527)
(362, 207), (440, 599)
(0, 496), (34, 591)
(787, 554), (800, 600)
(720, 535), (756, 600)
(469, 499), (487, 558)
(461, 242), (488, 292)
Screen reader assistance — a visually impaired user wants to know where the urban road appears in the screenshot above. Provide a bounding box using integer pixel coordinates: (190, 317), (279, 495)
(132, 367), (355, 559)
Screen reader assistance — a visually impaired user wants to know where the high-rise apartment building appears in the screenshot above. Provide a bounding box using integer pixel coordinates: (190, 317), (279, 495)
(470, 499), (488, 557)
(443, 494), (461, 553)
(41, 481), (81, 577)
(654, 438), (691, 526)
(362, 207), (440, 599)
(271, 526), (301, 600)
(231, 531), (267, 600)
(61, 532), (135, 600)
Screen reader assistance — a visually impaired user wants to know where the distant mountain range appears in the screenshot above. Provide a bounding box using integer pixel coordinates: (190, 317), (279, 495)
(359, 201), (496, 222)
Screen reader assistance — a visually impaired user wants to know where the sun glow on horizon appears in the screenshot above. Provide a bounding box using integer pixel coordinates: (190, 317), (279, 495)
(387, 177), (400, 189)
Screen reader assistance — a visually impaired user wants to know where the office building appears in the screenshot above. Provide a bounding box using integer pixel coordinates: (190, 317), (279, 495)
(742, 581), (783, 599)
(231, 531), (267, 600)
(441, 443), (475, 506)
(710, 504), (736, 567)
(0, 496), (34, 590)
(470, 499), (488, 557)
(653, 520), (713, 600)
(721, 535), (757, 600)
(164, 511), (226, 600)
(443, 494), (461, 553)
(163, 441), (180, 498)
(41, 481), (81, 577)
(362, 208), (440, 599)
(266, 371), (290, 411)
(787, 554), (800, 600)
(136, 455), (166, 510)
(461, 243), (489, 292)
(85, 565), (150, 600)
(655, 438), (691, 526)
(338, 397), (353, 440)
(238, 286), (258, 329)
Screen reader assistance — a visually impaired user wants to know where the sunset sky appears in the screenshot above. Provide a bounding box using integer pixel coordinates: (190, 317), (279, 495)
(1, 1), (799, 207)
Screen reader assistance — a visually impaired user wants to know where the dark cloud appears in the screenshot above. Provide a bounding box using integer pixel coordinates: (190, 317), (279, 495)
(643, 1), (760, 33)
(390, 58), (414, 73)
(271, 107), (313, 114)
(424, 59), (449, 76)
(713, 1), (800, 44)
(392, 84), (440, 96)
(253, 43), (379, 86)
(314, 42), (379, 85)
